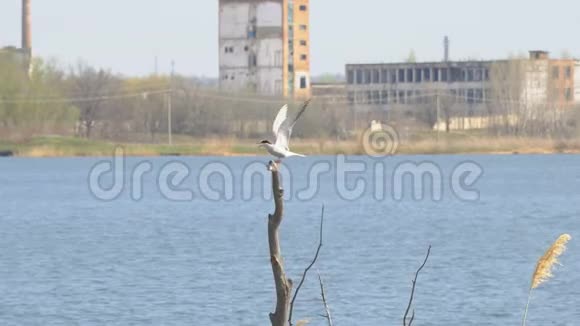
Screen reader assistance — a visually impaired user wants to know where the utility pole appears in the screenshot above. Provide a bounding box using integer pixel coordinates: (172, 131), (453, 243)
(167, 60), (175, 146)
(436, 93), (441, 143)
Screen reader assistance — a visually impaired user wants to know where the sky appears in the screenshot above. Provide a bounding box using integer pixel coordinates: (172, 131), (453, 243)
(1, 0), (580, 77)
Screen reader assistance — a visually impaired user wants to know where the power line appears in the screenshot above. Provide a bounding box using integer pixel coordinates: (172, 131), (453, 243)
(0, 89), (170, 104)
(0, 85), (565, 108)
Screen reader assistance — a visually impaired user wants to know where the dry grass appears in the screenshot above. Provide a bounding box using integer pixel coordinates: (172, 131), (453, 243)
(522, 234), (572, 326)
(2, 133), (580, 157)
(530, 234), (572, 289)
(401, 137), (580, 155)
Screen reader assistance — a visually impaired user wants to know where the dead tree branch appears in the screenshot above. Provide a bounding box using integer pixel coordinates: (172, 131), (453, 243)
(317, 270), (334, 326)
(403, 245), (431, 326)
(288, 205), (325, 326)
(268, 161), (293, 326)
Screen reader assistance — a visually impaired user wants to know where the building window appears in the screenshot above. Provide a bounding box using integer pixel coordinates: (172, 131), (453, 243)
(364, 69), (371, 84)
(356, 69), (362, 84)
(415, 68), (422, 83)
(441, 68), (448, 82)
(300, 54), (307, 61)
(565, 88), (572, 101)
(299, 5), (307, 11)
(398, 69), (405, 83)
(467, 89), (475, 104)
(381, 90), (389, 104)
(300, 40), (307, 46)
(347, 70), (354, 84)
(399, 91), (406, 104)
(460, 69), (467, 81)
(391, 71), (397, 83)
(300, 76), (307, 89)
(451, 68), (461, 82)
(381, 69), (389, 83)
(373, 91), (380, 104)
(474, 69), (482, 81)
(552, 67), (560, 79)
(372, 69), (380, 83)
(424, 68), (430, 81)
(433, 68), (439, 82)
(407, 68), (413, 83)
(565, 66), (572, 79)
(467, 69), (474, 81)
(475, 89), (483, 103)
(299, 25), (308, 31)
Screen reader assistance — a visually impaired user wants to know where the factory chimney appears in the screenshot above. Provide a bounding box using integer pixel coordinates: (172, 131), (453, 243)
(443, 36), (449, 62)
(22, 0), (31, 54)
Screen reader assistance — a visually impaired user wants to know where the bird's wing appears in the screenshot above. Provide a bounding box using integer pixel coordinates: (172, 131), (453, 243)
(272, 105), (288, 137)
(275, 99), (311, 150)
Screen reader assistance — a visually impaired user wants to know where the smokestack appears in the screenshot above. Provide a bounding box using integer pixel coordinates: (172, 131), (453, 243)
(22, 0), (31, 53)
(444, 36), (449, 62)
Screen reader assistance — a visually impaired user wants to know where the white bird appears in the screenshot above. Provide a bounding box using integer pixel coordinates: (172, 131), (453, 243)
(258, 99), (311, 163)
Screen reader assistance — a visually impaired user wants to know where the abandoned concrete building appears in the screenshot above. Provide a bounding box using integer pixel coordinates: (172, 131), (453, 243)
(218, 0), (311, 98)
(346, 50), (580, 113)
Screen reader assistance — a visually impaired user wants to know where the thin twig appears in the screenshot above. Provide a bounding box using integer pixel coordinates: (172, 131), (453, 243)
(403, 245), (431, 326)
(317, 270), (334, 326)
(288, 205), (325, 326)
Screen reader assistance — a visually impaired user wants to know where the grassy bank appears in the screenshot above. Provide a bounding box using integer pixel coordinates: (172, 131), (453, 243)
(1, 134), (579, 158)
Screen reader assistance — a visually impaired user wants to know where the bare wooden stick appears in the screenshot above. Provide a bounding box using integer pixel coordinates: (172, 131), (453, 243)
(403, 245), (431, 326)
(268, 161), (293, 326)
(317, 270), (334, 326)
(288, 205), (325, 326)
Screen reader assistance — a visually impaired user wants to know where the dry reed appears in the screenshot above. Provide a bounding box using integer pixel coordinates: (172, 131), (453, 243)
(522, 234), (572, 326)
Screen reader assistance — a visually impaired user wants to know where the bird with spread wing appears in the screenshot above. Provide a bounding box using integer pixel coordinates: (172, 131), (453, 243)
(258, 99), (311, 163)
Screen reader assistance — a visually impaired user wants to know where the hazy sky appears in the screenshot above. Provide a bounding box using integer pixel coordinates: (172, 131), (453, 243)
(1, 0), (580, 77)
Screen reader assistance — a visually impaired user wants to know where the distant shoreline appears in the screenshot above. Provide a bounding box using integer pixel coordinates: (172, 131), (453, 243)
(1, 136), (579, 158)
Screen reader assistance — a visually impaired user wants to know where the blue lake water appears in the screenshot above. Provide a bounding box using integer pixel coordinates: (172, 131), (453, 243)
(0, 154), (579, 325)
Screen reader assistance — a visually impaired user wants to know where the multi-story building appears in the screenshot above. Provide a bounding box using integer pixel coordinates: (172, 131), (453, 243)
(218, 0), (311, 98)
(345, 51), (579, 112)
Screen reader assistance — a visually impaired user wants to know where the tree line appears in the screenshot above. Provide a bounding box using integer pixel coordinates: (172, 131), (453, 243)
(2, 53), (579, 143)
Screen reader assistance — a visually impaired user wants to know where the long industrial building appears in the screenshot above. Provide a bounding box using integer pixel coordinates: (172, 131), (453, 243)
(346, 51), (580, 111)
(218, 0), (311, 98)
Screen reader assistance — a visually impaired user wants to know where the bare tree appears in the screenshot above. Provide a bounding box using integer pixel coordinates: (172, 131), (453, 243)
(69, 63), (116, 138)
(267, 161), (293, 326)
